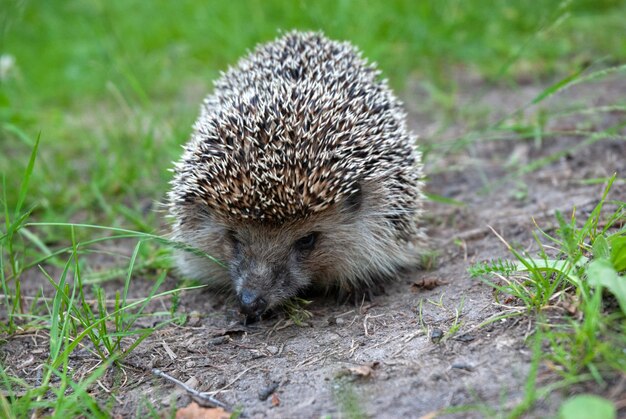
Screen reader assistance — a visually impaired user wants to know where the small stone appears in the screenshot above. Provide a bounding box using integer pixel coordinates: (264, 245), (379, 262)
(258, 381), (280, 401)
(336, 318), (345, 326)
(184, 376), (199, 388)
(430, 328), (444, 342)
(187, 311), (202, 326)
(451, 362), (474, 371)
(453, 333), (475, 342)
(267, 345), (279, 355)
(209, 336), (230, 345)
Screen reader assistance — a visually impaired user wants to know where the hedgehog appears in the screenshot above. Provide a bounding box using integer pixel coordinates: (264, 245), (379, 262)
(168, 31), (425, 320)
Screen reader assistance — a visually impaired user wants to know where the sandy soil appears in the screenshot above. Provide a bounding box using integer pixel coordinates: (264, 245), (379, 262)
(2, 75), (625, 418)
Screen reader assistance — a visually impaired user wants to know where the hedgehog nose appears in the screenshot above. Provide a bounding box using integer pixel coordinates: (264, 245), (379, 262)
(238, 289), (268, 317)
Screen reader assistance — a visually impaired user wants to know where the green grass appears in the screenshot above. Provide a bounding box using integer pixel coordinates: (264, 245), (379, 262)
(2, 0), (626, 229)
(331, 378), (366, 419)
(1, 0), (626, 416)
(470, 176), (626, 417)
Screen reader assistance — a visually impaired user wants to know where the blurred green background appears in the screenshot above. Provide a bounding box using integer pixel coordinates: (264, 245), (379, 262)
(1, 0), (625, 230)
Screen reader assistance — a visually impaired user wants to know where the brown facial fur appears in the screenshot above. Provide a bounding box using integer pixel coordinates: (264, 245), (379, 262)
(171, 178), (424, 313)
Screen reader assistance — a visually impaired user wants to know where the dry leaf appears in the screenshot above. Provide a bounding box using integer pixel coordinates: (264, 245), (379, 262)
(271, 392), (280, 407)
(411, 278), (444, 291)
(503, 295), (516, 304)
(175, 402), (230, 419)
(349, 365), (373, 377)
(347, 361), (380, 378)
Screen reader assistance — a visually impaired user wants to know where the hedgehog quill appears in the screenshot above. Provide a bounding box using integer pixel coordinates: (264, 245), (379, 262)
(168, 32), (426, 321)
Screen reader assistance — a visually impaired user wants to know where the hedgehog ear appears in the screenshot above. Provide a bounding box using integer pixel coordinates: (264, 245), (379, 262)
(343, 182), (363, 213)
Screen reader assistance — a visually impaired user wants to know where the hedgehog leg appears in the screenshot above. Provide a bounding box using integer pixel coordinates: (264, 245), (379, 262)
(335, 283), (386, 306)
(242, 314), (259, 326)
(241, 307), (278, 326)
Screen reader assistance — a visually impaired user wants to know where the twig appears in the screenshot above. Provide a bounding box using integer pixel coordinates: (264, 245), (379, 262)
(363, 313), (384, 337)
(151, 368), (229, 409)
(206, 366), (256, 395)
(161, 340), (177, 360)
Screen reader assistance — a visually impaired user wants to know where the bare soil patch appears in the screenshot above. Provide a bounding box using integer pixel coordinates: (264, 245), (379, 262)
(2, 76), (625, 417)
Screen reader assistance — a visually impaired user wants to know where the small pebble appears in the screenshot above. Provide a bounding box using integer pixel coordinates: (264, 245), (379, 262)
(430, 328), (444, 342)
(453, 333), (475, 342)
(187, 311), (202, 326)
(451, 362), (474, 371)
(208, 336), (230, 345)
(267, 345), (279, 355)
(258, 381), (280, 401)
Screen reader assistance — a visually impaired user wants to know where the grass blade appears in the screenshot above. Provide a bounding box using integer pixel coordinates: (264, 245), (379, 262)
(14, 132), (40, 216)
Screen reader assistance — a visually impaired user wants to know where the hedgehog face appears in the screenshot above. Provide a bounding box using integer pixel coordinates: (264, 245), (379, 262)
(221, 184), (373, 319)
(172, 175), (422, 321)
(226, 223), (323, 318)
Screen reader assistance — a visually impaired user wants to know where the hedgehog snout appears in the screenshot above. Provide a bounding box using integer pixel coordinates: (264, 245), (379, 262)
(229, 250), (282, 317)
(238, 288), (268, 317)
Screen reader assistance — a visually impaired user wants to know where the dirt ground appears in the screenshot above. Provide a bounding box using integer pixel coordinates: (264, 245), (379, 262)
(2, 76), (625, 418)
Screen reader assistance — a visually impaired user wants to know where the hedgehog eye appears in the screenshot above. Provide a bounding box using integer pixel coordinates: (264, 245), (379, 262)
(294, 232), (319, 252)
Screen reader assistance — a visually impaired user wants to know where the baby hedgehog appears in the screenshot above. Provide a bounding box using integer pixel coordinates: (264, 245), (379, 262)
(168, 31), (425, 319)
